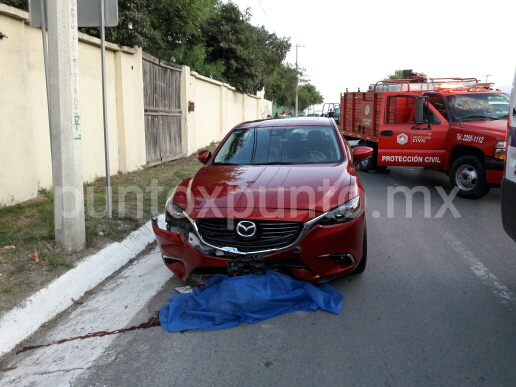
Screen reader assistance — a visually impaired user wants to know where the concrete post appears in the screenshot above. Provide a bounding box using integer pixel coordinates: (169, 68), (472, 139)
(181, 65), (190, 155)
(47, 0), (86, 251)
(114, 51), (127, 173)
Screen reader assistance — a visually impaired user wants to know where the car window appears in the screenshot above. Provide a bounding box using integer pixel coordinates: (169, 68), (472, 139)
(213, 126), (345, 165)
(445, 93), (510, 121)
(426, 94), (449, 121)
(213, 129), (255, 164)
(385, 95), (440, 124)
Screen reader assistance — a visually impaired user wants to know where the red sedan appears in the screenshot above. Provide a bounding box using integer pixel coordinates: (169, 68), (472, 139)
(152, 117), (373, 282)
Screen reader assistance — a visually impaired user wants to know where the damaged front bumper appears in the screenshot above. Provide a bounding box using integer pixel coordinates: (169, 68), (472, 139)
(152, 213), (365, 282)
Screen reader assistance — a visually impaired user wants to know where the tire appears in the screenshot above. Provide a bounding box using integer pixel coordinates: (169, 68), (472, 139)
(449, 155), (490, 199)
(353, 225), (367, 274)
(358, 141), (378, 172)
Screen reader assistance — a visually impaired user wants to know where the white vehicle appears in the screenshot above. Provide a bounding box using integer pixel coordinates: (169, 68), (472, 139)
(502, 69), (516, 242)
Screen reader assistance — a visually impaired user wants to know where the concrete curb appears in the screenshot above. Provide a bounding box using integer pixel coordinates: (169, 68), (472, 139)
(0, 216), (163, 358)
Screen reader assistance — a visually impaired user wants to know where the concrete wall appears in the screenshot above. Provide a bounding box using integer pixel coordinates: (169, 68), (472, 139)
(0, 7), (39, 204)
(0, 4), (145, 205)
(0, 4), (271, 205)
(183, 69), (272, 154)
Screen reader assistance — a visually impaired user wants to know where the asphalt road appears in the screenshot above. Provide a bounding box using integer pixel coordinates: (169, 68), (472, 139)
(2, 167), (516, 386)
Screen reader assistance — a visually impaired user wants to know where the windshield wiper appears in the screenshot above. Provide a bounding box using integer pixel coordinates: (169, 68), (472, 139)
(458, 115), (497, 122)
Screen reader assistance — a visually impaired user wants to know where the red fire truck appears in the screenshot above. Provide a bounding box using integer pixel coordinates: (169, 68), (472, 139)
(339, 76), (509, 198)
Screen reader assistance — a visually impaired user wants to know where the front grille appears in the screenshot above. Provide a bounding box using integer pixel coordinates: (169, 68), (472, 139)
(196, 219), (303, 252)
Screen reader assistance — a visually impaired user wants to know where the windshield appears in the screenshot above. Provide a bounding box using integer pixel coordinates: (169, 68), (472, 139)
(213, 126), (345, 165)
(445, 93), (510, 122)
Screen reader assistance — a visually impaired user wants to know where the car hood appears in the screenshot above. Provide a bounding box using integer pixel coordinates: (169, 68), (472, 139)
(457, 119), (507, 136)
(174, 164), (354, 217)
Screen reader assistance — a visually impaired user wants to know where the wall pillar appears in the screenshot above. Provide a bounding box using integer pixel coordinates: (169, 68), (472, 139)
(181, 65), (193, 155)
(114, 47), (145, 173)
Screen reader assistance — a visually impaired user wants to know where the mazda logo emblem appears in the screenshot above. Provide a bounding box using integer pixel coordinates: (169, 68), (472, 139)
(236, 221), (257, 238)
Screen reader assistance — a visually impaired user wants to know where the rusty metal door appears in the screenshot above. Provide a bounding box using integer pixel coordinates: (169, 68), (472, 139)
(142, 52), (182, 166)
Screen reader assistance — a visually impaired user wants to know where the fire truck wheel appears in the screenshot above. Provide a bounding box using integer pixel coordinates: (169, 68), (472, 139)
(450, 155), (490, 199)
(353, 224), (367, 274)
(359, 158), (372, 172)
(358, 141), (377, 172)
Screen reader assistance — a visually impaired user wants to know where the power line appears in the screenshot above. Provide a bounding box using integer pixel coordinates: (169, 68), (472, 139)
(257, 0), (266, 16)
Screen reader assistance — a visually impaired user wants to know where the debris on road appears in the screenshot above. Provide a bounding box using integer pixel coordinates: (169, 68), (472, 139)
(175, 286), (193, 294)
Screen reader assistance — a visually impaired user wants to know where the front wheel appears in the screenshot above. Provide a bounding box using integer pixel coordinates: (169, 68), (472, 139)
(449, 155), (490, 199)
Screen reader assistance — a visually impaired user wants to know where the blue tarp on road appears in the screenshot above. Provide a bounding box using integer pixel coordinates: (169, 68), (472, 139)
(159, 270), (343, 332)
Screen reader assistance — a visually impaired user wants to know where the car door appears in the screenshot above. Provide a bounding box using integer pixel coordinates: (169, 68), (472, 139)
(377, 94), (448, 167)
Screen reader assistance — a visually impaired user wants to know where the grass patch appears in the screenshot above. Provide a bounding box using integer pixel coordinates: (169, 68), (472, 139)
(44, 251), (74, 269)
(0, 143), (218, 314)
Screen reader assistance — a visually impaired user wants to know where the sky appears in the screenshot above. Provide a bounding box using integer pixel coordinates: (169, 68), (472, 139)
(229, 0), (516, 108)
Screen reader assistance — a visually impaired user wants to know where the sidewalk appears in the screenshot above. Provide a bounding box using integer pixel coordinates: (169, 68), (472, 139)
(0, 215), (165, 359)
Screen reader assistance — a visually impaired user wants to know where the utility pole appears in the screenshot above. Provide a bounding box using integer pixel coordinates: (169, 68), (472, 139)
(294, 44), (304, 117)
(481, 74), (492, 83)
(47, 0), (86, 251)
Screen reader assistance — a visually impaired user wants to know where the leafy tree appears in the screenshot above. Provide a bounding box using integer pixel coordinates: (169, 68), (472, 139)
(298, 83), (324, 111)
(1, 0), (28, 11)
(269, 63), (298, 107)
(79, 0), (157, 50)
(268, 63), (320, 110)
(386, 69), (404, 79)
(201, 2), (290, 94)
(146, 0), (223, 77)
(385, 69), (426, 80)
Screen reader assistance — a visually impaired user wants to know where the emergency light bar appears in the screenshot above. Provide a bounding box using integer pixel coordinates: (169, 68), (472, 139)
(430, 78), (494, 92)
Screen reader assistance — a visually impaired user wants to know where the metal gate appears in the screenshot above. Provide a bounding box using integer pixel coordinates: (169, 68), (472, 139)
(142, 52), (182, 166)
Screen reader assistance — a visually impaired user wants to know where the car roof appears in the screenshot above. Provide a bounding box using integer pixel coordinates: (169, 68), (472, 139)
(235, 117), (334, 129)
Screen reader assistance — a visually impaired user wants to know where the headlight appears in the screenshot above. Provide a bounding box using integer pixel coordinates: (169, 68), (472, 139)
(165, 197), (193, 233)
(165, 196), (185, 218)
(317, 196), (361, 225)
(494, 140), (506, 160)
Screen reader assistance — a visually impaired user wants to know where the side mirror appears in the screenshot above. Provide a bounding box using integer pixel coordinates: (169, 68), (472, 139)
(415, 97), (425, 123)
(197, 150), (211, 164)
(352, 146), (373, 166)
